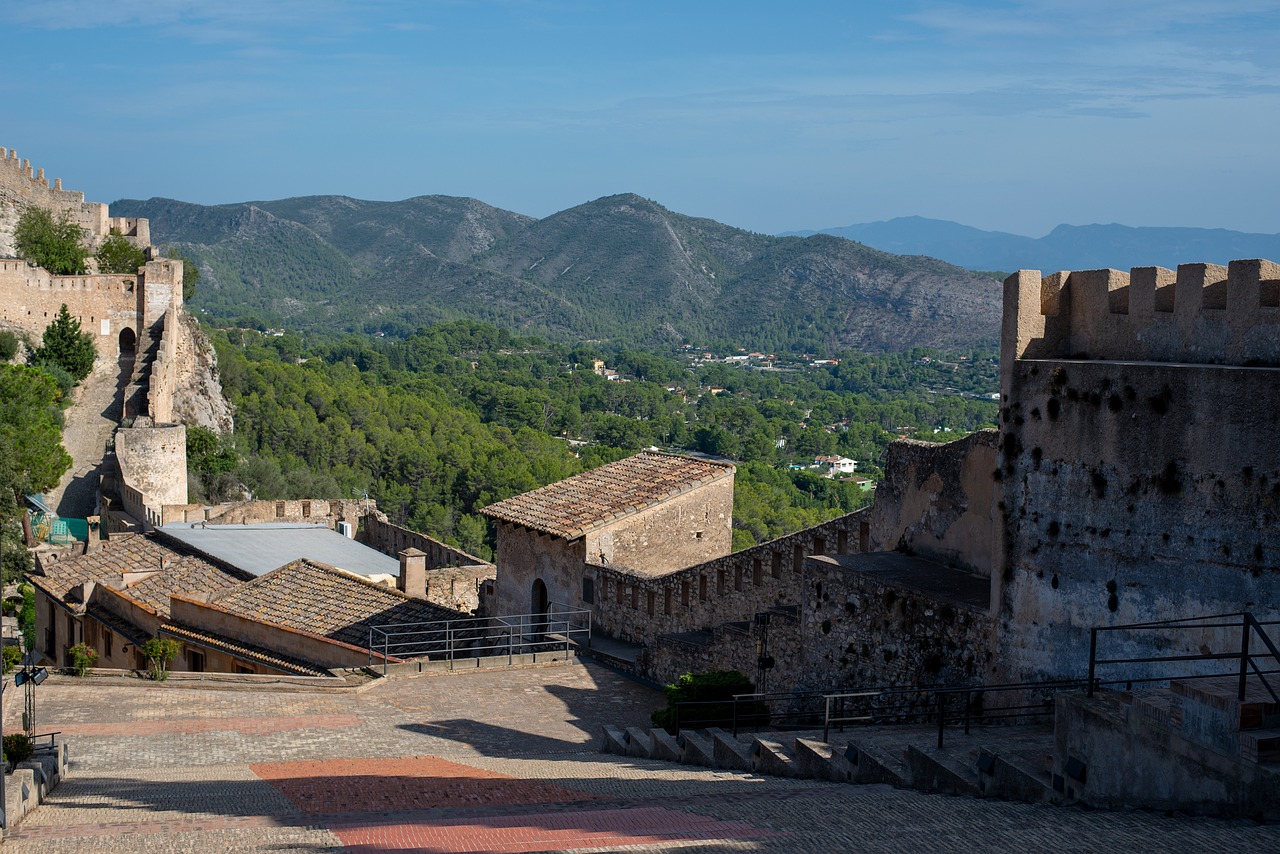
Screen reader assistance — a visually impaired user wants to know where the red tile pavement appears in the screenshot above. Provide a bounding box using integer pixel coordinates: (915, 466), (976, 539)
(331, 806), (780, 853)
(49, 713), (363, 737)
(250, 756), (607, 814)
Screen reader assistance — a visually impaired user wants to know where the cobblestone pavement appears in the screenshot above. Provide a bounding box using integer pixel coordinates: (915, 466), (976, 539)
(3, 661), (1277, 852)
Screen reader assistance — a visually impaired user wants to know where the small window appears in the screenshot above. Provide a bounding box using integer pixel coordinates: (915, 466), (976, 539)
(717, 569), (726, 595)
(753, 558), (763, 586)
(681, 579), (690, 606)
(301, 501), (311, 518)
(276, 501), (286, 518)
(582, 577), (595, 604)
(771, 552), (782, 579)
(103, 629), (113, 660)
(647, 591), (656, 617)
(616, 581), (625, 605)
(837, 529), (849, 555)
(187, 649), (205, 673)
(814, 537), (825, 556)
(631, 586), (639, 610)
(695, 530), (704, 540)
(664, 587), (673, 614)
(735, 565), (744, 592)
(698, 575), (707, 601)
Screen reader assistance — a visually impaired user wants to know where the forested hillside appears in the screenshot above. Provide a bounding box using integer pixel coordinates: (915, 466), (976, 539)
(197, 320), (999, 558)
(112, 193), (1001, 354)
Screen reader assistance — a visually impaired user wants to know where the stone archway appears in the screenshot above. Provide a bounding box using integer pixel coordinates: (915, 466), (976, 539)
(118, 326), (136, 356)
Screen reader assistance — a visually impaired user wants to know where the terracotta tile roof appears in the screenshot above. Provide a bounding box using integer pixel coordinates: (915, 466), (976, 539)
(31, 535), (249, 618)
(159, 623), (332, 678)
(208, 559), (461, 649)
(478, 451), (734, 539)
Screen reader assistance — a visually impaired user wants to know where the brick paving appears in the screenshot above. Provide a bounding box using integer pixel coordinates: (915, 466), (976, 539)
(3, 661), (1278, 853)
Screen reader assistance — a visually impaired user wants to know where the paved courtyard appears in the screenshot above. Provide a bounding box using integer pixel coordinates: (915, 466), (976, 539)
(3, 660), (1277, 852)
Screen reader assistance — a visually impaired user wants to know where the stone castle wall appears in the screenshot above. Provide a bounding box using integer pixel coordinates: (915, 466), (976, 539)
(364, 517), (492, 571)
(997, 262), (1280, 682)
(1003, 259), (1280, 374)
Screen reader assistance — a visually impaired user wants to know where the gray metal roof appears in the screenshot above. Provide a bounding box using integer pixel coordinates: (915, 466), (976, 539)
(158, 522), (401, 579)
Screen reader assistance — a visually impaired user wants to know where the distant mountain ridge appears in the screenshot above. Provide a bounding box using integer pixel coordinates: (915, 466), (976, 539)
(785, 216), (1280, 273)
(111, 194), (1000, 353)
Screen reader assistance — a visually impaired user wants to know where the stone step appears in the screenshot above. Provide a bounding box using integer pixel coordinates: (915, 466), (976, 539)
(707, 727), (754, 771)
(600, 725), (628, 756)
(649, 727), (682, 762)
(842, 739), (908, 787)
(1170, 676), (1280, 732)
(1240, 728), (1280, 764)
(794, 737), (843, 782)
(975, 745), (1060, 804)
(751, 735), (798, 778)
(906, 744), (980, 796)
(623, 726), (654, 759)
(1130, 688), (1175, 729)
(676, 729), (715, 767)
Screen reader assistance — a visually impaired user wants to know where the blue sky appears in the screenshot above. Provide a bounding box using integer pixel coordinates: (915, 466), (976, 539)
(4, 1), (1279, 236)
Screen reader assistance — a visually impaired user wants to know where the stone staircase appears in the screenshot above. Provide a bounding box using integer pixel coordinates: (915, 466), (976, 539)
(601, 721), (1064, 805)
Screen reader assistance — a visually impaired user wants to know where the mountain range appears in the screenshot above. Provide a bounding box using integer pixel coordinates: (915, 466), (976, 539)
(786, 216), (1280, 273)
(109, 195), (1001, 354)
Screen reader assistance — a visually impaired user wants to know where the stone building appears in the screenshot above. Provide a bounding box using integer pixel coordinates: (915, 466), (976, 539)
(479, 452), (735, 617)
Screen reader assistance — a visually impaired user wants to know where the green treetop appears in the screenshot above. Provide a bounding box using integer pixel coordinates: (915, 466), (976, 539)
(36, 304), (96, 382)
(95, 230), (147, 274)
(14, 207), (88, 275)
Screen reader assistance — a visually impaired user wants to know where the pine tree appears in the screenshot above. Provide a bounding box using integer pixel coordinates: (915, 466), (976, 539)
(36, 304), (96, 381)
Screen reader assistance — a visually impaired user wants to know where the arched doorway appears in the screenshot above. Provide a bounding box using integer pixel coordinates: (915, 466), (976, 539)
(118, 327), (136, 356)
(530, 578), (549, 641)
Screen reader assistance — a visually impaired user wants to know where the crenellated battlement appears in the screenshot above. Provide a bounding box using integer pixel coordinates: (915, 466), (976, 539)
(1002, 258), (1280, 369)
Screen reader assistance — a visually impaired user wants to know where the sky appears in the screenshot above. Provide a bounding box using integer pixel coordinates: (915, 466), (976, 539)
(3, 1), (1279, 237)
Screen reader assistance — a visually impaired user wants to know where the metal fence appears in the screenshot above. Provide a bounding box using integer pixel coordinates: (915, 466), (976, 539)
(367, 603), (591, 675)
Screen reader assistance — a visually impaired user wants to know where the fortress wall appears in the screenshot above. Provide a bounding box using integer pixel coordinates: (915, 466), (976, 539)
(1003, 259), (1280, 367)
(1, 147), (112, 245)
(997, 357), (1280, 681)
(867, 431), (1000, 578)
(364, 516), (491, 570)
(147, 307), (180, 423)
(588, 510), (867, 645)
(0, 260), (140, 354)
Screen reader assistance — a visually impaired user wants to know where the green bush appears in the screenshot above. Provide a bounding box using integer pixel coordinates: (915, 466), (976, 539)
(650, 669), (760, 733)
(18, 584), (35, 651)
(3, 733), (33, 765)
(68, 642), (98, 676)
(1, 644), (21, 674)
(0, 330), (18, 361)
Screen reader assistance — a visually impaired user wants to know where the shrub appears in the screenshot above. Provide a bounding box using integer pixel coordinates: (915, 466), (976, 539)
(142, 637), (182, 681)
(650, 669), (761, 733)
(18, 584), (35, 651)
(3, 733), (32, 765)
(0, 330), (17, 361)
(1, 644), (21, 674)
(68, 642), (98, 676)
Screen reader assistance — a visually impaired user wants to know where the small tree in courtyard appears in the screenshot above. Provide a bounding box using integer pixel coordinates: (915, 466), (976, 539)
(14, 207), (88, 275)
(143, 637), (182, 681)
(35, 304), (96, 382)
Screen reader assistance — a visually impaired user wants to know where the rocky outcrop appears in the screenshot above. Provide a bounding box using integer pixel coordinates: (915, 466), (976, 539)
(171, 312), (234, 433)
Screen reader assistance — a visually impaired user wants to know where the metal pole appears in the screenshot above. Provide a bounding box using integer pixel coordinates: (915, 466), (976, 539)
(964, 690), (972, 735)
(823, 695), (831, 743)
(1239, 616), (1252, 702)
(732, 696), (739, 736)
(1087, 627), (1098, 697)
(448, 626), (455, 671)
(383, 633), (389, 677)
(936, 692), (945, 749)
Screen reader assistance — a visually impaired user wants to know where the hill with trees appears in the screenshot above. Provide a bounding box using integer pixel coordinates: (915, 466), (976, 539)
(110, 194), (1000, 354)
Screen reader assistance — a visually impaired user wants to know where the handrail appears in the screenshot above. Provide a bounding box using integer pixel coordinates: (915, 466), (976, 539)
(366, 607), (593, 676)
(1088, 611), (1280, 703)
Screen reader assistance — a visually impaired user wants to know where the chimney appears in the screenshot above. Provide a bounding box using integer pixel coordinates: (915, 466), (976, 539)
(396, 548), (427, 598)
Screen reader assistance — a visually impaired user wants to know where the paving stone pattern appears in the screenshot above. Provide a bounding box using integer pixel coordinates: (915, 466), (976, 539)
(3, 662), (1277, 853)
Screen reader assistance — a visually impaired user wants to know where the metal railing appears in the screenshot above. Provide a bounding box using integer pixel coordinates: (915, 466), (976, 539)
(1088, 611), (1280, 703)
(367, 603), (591, 676)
